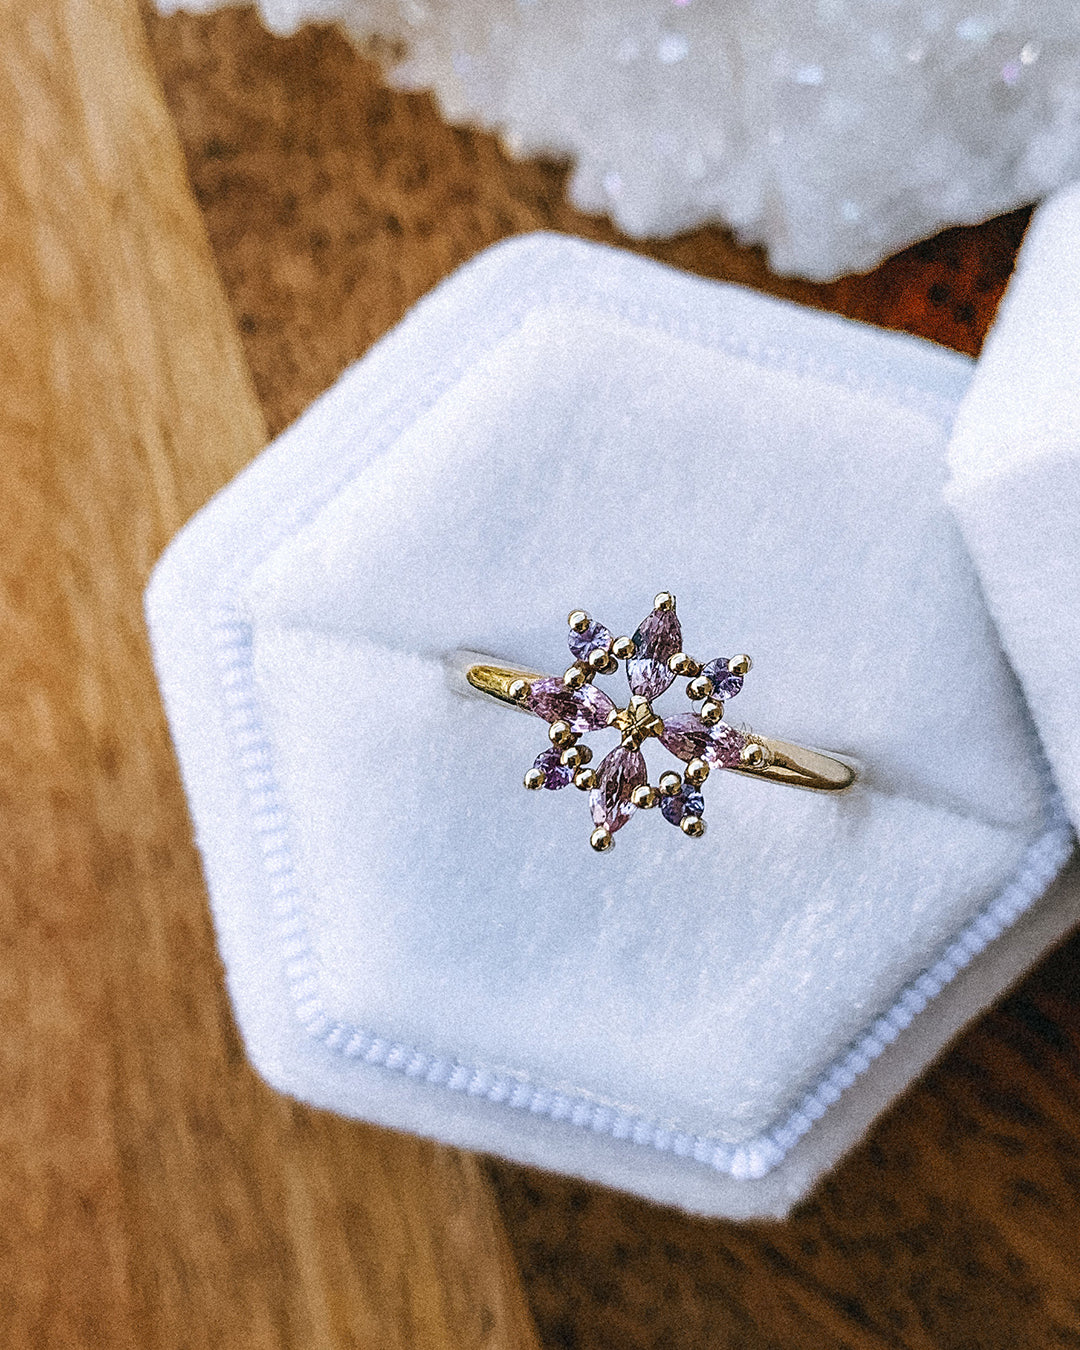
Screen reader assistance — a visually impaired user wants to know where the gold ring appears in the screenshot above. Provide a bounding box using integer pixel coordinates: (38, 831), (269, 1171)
(459, 592), (857, 852)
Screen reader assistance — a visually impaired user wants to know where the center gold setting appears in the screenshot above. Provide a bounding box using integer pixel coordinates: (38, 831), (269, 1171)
(608, 695), (665, 750)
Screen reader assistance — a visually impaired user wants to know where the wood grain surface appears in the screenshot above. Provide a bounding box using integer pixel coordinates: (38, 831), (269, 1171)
(0, 4), (539, 1347)
(140, 9), (1080, 1350)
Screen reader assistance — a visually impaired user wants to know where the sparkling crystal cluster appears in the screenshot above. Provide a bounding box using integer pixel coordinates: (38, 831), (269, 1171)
(519, 592), (751, 851)
(162, 0), (1080, 278)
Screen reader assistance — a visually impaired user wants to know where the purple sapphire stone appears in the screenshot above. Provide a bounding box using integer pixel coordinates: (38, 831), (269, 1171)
(526, 677), (615, 732)
(702, 658), (744, 701)
(627, 607), (682, 701)
(659, 713), (746, 768)
(589, 746), (647, 834)
(660, 786), (705, 826)
(533, 747), (573, 790)
(568, 619), (613, 661)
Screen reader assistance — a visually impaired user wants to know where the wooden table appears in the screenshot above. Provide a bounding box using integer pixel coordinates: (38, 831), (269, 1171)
(4, 3), (1080, 1345)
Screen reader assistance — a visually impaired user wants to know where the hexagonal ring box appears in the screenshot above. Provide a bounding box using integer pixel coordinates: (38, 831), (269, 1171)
(147, 209), (1080, 1219)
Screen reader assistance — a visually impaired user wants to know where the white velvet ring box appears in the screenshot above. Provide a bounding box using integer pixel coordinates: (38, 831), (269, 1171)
(147, 198), (1080, 1220)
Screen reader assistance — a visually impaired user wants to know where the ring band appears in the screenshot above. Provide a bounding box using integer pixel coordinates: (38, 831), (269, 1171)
(465, 662), (856, 793)
(454, 592), (856, 851)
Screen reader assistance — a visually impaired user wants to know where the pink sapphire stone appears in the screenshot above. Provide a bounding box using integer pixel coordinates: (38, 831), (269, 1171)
(568, 619), (612, 661)
(526, 677), (615, 732)
(627, 607), (682, 700)
(701, 658), (744, 701)
(660, 785), (705, 826)
(659, 713), (746, 768)
(532, 747), (573, 790)
(589, 746), (647, 833)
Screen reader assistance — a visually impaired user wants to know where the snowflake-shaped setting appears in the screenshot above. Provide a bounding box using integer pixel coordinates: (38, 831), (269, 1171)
(515, 591), (753, 852)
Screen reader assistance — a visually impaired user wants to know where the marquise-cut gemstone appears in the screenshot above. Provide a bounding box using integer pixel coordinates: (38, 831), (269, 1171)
(627, 607), (682, 700)
(533, 747), (573, 790)
(568, 619), (613, 661)
(660, 785), (705, 826)
(526, 678), (615, 731)
(589, 746), (647, 833)
(659, 713), (745, 767)
(701, 658), (744, 701)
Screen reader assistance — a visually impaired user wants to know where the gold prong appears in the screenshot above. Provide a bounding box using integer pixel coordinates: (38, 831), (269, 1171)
(568, 610), (590, 633)
(631, 784), (658, 809)
(685, 757), (710, 786)
(628, 694), (650, 714)
(741, 741), (768, 769)
(653, 591), (676, 611)
(729, 654), (752, 676)
(700, 699), (724, 726)
(612, 635), (635, 661)
(560, 744), (587, 769)
(508, 678), (530, 702)
(687, 674), (713, 701)
(549, 720), (575, 748)
(590, 825), (614, 852)
(524, 767), (546, 790)
(599, 652), (619, 675)
(574, 767), (597, 791)
(659, 770), (682, 797)
(681, 815), (706, 838)
(563, 663), (588, 689)
(587, 647), (610, 673)
(669, 651), (701, 677)
(606, 706), (623, 727)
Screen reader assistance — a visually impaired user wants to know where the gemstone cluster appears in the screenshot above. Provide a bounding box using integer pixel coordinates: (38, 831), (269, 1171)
(520, 592), (752, 851)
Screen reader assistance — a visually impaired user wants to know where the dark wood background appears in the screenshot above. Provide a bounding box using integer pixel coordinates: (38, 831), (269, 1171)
(4, 2), (1080, 1345)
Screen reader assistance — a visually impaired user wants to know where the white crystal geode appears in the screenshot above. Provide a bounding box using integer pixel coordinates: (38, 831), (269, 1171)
(159, 0), (1080, 280)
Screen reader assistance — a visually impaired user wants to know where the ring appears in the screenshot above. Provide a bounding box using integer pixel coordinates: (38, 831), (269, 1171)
(458, 592), (857, 852)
